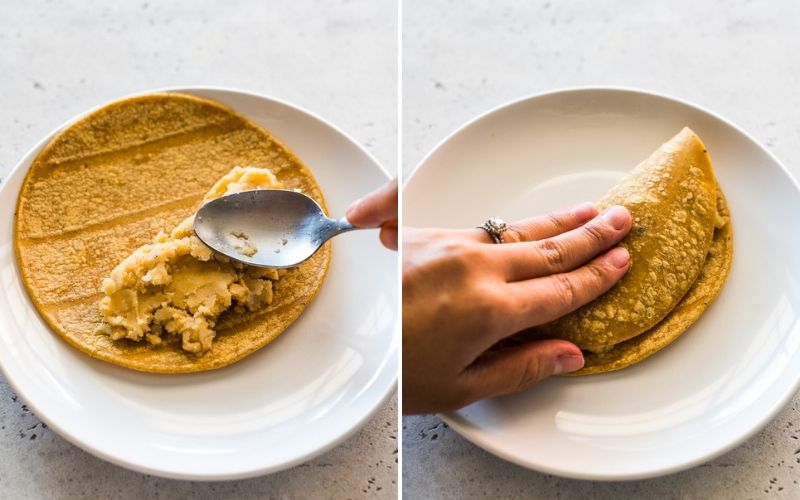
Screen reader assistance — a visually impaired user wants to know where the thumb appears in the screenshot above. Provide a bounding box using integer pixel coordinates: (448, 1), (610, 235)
(346, 178), (398, 228)
(463, 340), (584, 400)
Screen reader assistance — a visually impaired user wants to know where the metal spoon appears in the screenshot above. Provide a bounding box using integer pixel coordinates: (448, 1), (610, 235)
(193, 190), (363, 268)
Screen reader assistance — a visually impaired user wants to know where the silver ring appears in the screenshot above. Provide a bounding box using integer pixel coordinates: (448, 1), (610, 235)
(478, 217), (507, 244)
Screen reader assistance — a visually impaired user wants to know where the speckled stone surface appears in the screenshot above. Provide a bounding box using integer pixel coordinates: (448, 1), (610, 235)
(403, 0), (800, 498)
(0, 1), (396, 498)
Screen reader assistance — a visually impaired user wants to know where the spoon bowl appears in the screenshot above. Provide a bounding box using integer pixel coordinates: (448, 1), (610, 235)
(194, 190), (358, 268)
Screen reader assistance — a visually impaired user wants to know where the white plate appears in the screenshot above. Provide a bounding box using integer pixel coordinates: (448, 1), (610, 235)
(0, 87), (398, 480)
(403, 87), (800, 480)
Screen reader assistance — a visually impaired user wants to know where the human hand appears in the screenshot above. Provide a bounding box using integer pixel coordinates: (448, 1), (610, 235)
(346, 178), (398, 250)
(402, 203), (632, 414)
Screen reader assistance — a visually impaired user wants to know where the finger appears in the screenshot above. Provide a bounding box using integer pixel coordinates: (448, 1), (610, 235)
(497, 205), (632, 281)
(505, 246), (630, 331)
(346, 178), (399, 228)
(468, 202), (597, 243)
(379, 221), (398, 250)
(461, 340), (584, 402)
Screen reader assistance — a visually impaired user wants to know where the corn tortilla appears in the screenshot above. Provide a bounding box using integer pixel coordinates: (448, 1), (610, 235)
(14, 93), (331, 373)
(576, 186), (732, 374)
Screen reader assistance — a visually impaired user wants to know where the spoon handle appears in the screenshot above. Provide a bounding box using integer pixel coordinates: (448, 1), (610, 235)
(317, 216), (360, 241)
(328, 216), (359, 235)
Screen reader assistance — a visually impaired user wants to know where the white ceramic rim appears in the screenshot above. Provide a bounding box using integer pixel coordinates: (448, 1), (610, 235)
(404, 85), (800, 480)
(0, 85), (398, 480)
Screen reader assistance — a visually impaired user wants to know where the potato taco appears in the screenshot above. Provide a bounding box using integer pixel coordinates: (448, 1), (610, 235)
(520, 128), (733, 374)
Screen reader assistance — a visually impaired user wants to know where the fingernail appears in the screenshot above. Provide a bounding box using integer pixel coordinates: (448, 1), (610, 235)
(572, 202), (596, 223)
(607, 246), (630, 268)
(554, 354), (584, 374)
(601, 205), (629, 230)
(346, 197), (363, 219)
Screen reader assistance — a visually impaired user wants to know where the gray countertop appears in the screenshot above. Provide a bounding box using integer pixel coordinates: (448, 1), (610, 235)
(0, 1), (397, 498)
(403, 0), (800, 498)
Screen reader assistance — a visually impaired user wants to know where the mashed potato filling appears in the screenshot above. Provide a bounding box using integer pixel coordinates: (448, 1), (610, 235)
(99, 166), (283, 353)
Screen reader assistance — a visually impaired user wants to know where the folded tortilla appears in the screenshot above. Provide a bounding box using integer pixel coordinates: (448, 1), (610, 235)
(14, 93), (331, 373)
(519, 127), (733, 374)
